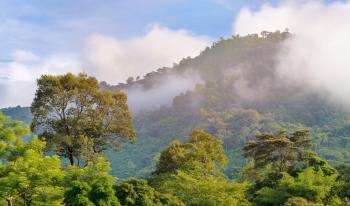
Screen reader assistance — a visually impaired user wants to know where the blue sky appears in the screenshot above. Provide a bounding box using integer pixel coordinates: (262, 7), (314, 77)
(1, 0), (342, 61)
(0, 0), (282, 59)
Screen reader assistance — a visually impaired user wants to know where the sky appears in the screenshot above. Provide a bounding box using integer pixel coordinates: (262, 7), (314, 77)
(0, 0), (348, 108)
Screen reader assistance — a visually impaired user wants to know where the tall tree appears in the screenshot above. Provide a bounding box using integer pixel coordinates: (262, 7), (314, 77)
(31, 73), (135, 166)
(243, 130), (312, 172)
(152, 129), (249, 206)
(154, 129), (227, 176)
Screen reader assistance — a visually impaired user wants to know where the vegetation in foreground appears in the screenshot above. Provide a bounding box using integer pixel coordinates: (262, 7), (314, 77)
(1, 110), (350, 205)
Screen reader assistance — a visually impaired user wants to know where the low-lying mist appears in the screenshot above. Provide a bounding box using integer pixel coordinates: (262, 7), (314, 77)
(234, 0), (350, 108)
(125, 71), (203, 112)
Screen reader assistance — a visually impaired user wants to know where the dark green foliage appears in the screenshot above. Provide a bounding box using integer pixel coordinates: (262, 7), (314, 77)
(64, 178), (121, 206)
(115, 178), (157, 206)
(114, 178), (184, 206)
(63, 181), (94, 206)
(64, 157), (120, 206)
(334, 165), (350, 201)
(243, 130), (312, 172)
(156, 193), (185, 206)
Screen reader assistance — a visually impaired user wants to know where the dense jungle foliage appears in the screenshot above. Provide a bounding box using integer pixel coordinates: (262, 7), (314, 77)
(2, 31), (350, 205)
(1, 111), (350, 205)
(108, 31), (350, 179)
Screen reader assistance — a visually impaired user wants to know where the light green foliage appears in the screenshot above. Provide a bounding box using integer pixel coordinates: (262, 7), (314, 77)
(280, 168), (337, 203)
(31, 73), (135, 166)
(0, 113), (65, 206)
(0, 112), (29, 158)
(64, 157), (120, 206)
(155, 129), (227, 176)
(255, 168), (338, 206)
(304, 153), (337, 176)
(1, 150), (64, 206)
(242, 130), (345, 206)
(153, 171), (250, 206)
(114, 178), (185, 206)
(153, 129), (250, 206)
(283, 197), (321, 206)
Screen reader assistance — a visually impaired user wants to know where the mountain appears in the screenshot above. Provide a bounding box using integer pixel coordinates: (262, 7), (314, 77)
(0, 106), (32, 125)
(3, 31), (350, 179)
(107, 31), (349, 179)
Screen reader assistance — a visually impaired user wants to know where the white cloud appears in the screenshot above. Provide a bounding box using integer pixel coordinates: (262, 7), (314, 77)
(84, 24), (211, 84)
(234, 0), (350, 106)
(0, 24), (211, 108)
(0, 54), (82, 108)
(11, 49), (39, 62)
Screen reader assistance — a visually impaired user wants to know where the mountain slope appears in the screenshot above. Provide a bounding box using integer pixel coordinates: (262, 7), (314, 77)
(3, 31), (350, 179)
(107, 31), (349, 179)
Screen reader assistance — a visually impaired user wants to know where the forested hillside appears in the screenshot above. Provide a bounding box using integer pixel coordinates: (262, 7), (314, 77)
(3, 31), (350, 181)
(0, 106), (32, 125)
(106, 31), (350, 179)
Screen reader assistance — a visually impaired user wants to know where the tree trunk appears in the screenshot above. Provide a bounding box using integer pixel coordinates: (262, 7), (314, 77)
(22, 193), (31, 206)
(5, 198), (13, 206)
(69, 155), (74, 166)
(67, 146), (74, 165)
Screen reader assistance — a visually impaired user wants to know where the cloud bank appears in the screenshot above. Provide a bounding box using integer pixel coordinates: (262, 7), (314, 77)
(234, 0), (350, 106)
(4, 0), (350, 110)
(85, 24), (211, 84)
(0, 25), (210, 108)
(0, 52), (82, 108)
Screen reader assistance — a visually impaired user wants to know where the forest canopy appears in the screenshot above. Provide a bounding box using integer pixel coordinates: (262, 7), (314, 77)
(2, 32), (350, 205)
